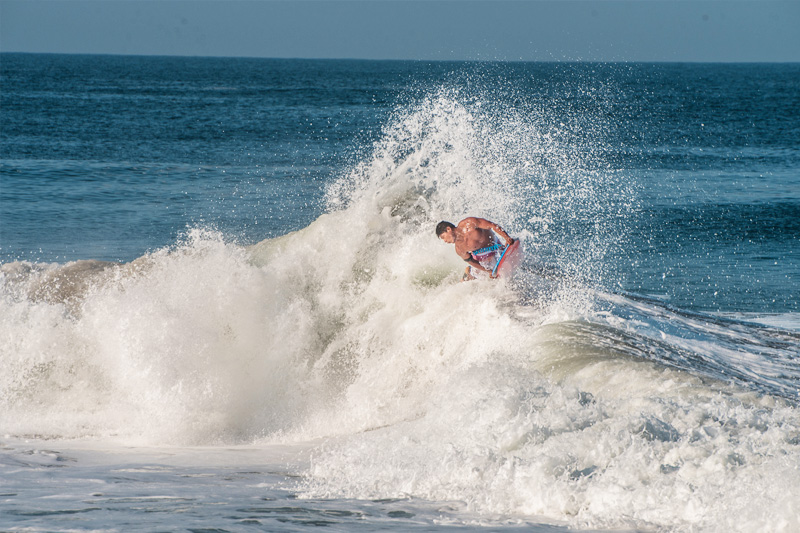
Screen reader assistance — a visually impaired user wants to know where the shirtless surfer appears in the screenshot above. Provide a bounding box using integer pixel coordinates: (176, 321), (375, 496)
(436, 217), (515, 280)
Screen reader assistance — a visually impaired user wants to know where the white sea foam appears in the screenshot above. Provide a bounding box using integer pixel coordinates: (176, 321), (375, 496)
(2, 92), (799, 532)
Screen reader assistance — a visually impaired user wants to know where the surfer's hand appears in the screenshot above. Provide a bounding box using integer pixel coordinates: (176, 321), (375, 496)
(462, 267), (474, 282)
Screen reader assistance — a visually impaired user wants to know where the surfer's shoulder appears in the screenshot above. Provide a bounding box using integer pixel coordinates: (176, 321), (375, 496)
(458, 217), (480, 230)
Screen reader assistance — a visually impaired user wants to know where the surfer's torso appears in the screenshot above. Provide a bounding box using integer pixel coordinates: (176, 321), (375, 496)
(454, 222), (498, 261)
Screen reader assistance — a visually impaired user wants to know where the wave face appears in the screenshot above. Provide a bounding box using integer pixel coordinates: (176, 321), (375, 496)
(2, 88), (800, 532)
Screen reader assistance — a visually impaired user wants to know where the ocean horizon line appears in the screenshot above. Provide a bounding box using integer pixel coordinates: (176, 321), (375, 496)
(2, 50), (799, 66)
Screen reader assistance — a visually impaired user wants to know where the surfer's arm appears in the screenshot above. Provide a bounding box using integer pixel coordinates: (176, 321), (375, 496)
(472, 218), (513, 246)
(462, 254), (491, 274)
(455, 244), (490, 274)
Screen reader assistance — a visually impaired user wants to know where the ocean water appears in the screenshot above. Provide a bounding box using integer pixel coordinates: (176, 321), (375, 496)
(1, 54), (799, 532)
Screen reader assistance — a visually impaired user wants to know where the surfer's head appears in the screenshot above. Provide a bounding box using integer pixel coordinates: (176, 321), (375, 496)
(436, 221), (456, 243)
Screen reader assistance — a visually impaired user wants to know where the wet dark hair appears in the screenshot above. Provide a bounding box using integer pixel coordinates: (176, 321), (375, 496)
(436, 221), (455, 237)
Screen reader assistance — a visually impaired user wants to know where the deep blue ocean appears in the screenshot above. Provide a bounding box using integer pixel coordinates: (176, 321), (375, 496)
(3, 55), (798, 313)
(1, 54), (799, 532)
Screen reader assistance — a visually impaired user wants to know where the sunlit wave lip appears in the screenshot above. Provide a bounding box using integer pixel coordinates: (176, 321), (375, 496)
(591, 290), (800, 402)
(714, 311), (800, 332)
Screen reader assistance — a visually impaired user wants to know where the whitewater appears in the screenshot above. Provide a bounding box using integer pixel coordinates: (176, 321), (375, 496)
(2, 59), (800, 532)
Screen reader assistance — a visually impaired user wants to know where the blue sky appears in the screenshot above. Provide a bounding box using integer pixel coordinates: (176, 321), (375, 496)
(1, 1), (798, 62)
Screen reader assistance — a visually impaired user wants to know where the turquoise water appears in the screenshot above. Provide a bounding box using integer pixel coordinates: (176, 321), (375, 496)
(1, 54), (799, 531)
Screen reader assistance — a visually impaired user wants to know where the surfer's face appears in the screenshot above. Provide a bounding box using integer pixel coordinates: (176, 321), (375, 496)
(439, 229), (455, 244)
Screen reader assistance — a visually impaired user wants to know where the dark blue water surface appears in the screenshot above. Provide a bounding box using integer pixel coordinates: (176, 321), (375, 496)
(1, 54), (798, 313)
